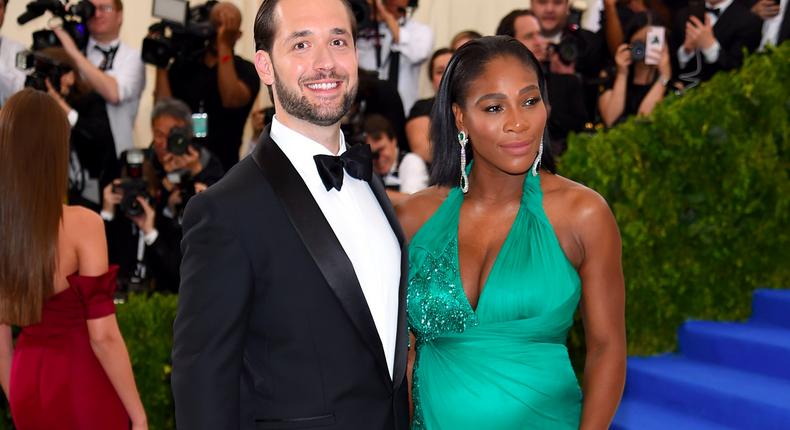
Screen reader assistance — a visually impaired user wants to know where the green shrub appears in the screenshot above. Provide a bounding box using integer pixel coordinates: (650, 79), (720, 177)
(563, 43), (790, 365)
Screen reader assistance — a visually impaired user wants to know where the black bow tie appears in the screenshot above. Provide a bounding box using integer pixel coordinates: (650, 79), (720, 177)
(705, 6), (721, 17)
(314, 143), (373, 191)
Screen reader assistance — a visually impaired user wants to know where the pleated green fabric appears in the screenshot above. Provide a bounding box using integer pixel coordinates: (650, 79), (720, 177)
(407, 171), (582, 429)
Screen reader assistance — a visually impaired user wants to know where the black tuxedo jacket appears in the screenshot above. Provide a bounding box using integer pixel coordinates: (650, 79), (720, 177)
(671, 2), (762, 82)
(172, 130), (410, 430)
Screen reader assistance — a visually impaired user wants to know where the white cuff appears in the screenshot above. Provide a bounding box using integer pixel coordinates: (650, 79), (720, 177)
(67, 109), (79, 127)
(677, 46), (694, 68)
(143, 229), (159, 246)
(701, 40), (721, 64)
(100, 210), (115, 222)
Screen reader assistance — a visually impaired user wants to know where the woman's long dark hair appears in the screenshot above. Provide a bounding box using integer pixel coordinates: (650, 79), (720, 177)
(429, 35), (556, 187)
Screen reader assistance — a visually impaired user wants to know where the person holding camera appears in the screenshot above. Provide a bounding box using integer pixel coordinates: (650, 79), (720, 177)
(670, 0), (761, 83)
(599, 13), (671, 126)
(364, 114), (427, 205)
(0, 0), (26, 106)
(154, 2), (260, 171)
(51, 0), (145, 207)
(357, 0), (434, 115)
(101, 98), (224, 294)
(0, 88), (148, 430)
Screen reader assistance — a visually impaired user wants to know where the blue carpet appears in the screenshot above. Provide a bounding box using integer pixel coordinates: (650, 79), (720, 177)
(612, 289), (790, 430)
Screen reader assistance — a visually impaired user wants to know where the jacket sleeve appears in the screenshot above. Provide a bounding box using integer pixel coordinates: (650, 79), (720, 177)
(172, 191), (254, 430)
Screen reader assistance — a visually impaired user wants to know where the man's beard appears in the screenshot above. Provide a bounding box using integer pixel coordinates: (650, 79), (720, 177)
(273, 68), (357, 127)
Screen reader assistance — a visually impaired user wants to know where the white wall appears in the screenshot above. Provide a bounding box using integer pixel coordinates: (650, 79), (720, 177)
(2, 0), (537, 150)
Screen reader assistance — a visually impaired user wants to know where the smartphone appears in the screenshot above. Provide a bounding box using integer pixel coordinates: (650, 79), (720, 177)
(645, 26), (665, 66)
(192, 113), (208, 138)
(688, 0), (706, 21)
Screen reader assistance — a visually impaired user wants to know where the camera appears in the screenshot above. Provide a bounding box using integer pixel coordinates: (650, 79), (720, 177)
(141, 0), (218, 68)
(630, 41), (646, 62)
(15, 50), (72, 93)
(166, 169), (196, 216)
(113, 150), (150, 218)
(166, 126), (196, 156)
(551, 10), (586, 65)
(17, 0), (96, 52)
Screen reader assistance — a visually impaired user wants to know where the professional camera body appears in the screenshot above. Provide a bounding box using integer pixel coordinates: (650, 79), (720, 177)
(17, 0), (96, 51)
(166, 125), (200, 156)
(142, 0), (218, 68)
(113, 150), (150, 219)
(15, 50), (72, 92)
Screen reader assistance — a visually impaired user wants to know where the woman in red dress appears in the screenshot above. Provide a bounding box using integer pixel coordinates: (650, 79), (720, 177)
(0, 89), (147, 430)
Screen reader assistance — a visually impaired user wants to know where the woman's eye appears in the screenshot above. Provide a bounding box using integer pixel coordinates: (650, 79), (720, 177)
(524, 96), (541, 106)
(485, 105), (503, 113)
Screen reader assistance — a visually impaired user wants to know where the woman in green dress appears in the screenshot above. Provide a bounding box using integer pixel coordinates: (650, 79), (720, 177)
(397, 36), (626, 429)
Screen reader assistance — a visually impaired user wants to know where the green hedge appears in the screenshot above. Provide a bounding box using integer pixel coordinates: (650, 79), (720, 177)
(564, 42), (790, 362)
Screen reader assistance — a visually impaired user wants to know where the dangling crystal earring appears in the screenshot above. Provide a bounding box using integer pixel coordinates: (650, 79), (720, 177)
(531, 138), (544, 177)
(458, 131), (470, 193)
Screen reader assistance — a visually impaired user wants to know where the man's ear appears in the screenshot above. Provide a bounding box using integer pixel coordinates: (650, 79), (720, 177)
(452, 103), (465, 134)
(255, 50), (275, 86)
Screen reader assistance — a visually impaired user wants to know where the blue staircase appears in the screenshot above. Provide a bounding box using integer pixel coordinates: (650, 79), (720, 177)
(612, 289), (790, 430)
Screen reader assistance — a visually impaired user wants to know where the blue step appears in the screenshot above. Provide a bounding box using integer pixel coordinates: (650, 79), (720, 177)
(752, 289), (790, 328)
(611, 398), (736, 430)
(679, 321), (790, 381)
(625, 355), (790, 430)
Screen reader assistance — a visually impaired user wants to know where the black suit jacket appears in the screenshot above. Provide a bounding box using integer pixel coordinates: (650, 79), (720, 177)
(671, 2), (762, 82)
(172, 129), (410, 430)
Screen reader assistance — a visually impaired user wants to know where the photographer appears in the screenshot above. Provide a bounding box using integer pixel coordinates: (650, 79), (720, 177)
(52, 0), (145, 206)
(598, 13), (671, 126)
(357, 0), (434, 115)
(0, 0), (26, 106)
(101, 98), (223, 293)
(154, 2), (260, 171)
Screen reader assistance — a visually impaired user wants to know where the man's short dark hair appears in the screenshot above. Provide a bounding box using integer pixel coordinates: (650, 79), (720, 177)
(496, 9), (536, 38)
(152, 98), (193, 136)
(364, 114), (395, 141)
(254, 0), (358, 53)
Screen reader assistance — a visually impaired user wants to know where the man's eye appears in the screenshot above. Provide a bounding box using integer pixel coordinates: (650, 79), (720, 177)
(331, 39), (347, 47)
(294, 42), (309, 50)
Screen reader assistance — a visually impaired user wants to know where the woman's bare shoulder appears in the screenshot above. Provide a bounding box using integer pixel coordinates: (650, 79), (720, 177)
(62, 205), (103, 232)
(541, 173), (614, 226)
(395, 186), (450, 241)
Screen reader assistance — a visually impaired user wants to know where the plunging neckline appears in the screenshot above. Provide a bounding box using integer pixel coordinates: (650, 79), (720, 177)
(452, 189), (523, 315)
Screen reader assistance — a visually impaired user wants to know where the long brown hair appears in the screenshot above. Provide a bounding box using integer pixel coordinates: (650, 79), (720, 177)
(0, 89), (70, 325)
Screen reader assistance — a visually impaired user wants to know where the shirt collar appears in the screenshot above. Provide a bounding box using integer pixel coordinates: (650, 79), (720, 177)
(270, 115), (347, 163)
(88, 37), (120, 51)
(706, 0), (734, 13)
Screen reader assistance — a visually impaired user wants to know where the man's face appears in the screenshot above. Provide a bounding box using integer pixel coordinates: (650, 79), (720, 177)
(366, 133), (397, 175)
(152, 115), (187, 161)
(532, 0), (570, 35)
(258, 0), (358, 128)
(514, 15), (548, 62)
(88, 0), (123, 39)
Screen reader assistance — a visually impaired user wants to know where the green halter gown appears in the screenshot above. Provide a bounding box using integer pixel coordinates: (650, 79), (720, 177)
(407, 171), (582, 429)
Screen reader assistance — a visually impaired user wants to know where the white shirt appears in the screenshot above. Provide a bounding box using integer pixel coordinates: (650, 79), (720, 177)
(677, 0), (735, 67)
(357, 18), (434, 115)
(85, 37), (145, 156)
(382, 152), (428, 194)
(0, 36), (26, 107)
(270, 117), (401, 378)
(760, 0), (789, 50)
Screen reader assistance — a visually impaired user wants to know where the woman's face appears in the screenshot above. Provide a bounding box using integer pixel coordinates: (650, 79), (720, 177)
(452, 55), (546, 176)
(431, 52), (452, 93)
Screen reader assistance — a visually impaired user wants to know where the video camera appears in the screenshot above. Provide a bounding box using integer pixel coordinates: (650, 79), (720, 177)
(15, 50), (72, 93)
(141, 0), (218, 68)
(17, 0), (96, 52)
(113, 150), (150, 219)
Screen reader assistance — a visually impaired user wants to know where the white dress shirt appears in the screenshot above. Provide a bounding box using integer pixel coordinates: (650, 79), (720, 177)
(0, 36), (26, 107)
(760, 0), (789, 50)
(85, 37), (145, 155)
(677, 0), (735, 68)
(382, 152), (428, 194)
(357, 18), (434, 115)
(270, 117), (401, 378)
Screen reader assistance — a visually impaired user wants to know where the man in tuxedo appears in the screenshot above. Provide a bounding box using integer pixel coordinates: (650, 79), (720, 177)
(671, 0), (762, 83)
(744, 0), (790, 50)
(171, 0), (409, 429)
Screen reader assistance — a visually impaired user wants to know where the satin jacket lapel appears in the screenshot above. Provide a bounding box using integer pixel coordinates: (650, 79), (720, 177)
(367, 173), (409, 389)
(252, 130), (391, 385)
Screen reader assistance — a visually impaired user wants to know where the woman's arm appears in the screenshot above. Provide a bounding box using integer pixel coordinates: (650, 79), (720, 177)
(638, 48), (672, 117)
(575, 192), (627, 430)
(0, 324), (12, 399)
(405, 116), (432, 163)
(599, 45), (632, 127)
(75, 209), (147, 428)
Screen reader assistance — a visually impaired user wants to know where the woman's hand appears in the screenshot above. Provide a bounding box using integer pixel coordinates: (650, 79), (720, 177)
(614, 44), (632, 75)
